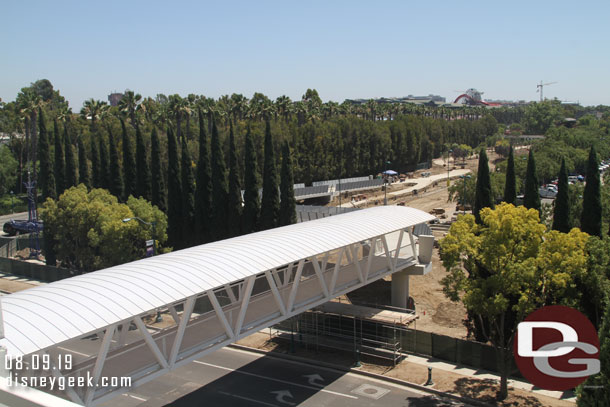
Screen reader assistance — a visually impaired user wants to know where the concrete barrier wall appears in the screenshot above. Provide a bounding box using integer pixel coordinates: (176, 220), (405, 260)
(0, 257), (78, 282)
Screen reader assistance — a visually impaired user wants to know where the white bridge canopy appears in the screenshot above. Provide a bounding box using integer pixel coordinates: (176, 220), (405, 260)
(0, 205), (435, 406)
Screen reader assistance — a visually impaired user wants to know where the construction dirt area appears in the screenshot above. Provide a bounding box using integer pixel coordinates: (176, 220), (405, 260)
(328, 151), (508, 340)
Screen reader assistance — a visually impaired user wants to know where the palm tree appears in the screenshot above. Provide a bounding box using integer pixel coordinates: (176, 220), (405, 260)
(118, 90), (142, 128)
(80, 99), (108, 130)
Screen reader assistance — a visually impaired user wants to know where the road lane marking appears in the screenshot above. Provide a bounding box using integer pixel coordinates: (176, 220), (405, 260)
(122, 393), (147, 401)
(218, 390), (278, 407)
(57, 346), (91, 357)
(193, 360), (357, 399)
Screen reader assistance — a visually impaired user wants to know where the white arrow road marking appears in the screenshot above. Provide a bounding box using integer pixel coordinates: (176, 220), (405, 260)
(302, 373), (324, 386)
(194, 360), (357, 399)
(271, 390), (296, 406)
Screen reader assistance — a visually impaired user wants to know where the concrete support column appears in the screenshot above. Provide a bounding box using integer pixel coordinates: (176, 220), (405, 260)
(391, 270), (410, 309)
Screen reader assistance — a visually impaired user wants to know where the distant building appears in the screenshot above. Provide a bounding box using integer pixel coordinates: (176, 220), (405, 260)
(108, 92), (123, 107)
(346, 94), (446, 105)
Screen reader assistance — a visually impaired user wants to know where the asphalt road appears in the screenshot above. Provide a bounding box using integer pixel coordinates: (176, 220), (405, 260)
(101, 347), (463, 407)
(0, 211), (28, 237)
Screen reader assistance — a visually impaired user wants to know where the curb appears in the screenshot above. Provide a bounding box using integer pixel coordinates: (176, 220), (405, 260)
(228, 343), (493, 407)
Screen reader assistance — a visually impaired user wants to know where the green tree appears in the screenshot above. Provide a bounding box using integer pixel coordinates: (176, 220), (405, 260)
(503, 146), (516, 204)
(180, 133), (196, 246)
(37, 108), (56, 200)
(211, 117), (228, 240)
(577, 297), (610, 406)
(167, 125), (182, 247)
(40, 185), (168, 272)
(473, 148), (494, 223)
(64, 125), (77, 189)
(524, 149), (541, 212)
(227, 122), (242, 237)
(77, 136), (90, 188)
(121, 119), (137, 200)
(242, 126), (260, 234)
(53, 120), (65, 196)
(99, 132), (110, 190)
(0, 145), (18, 196)
(552, 158), (571, 233)
(441, 203), (589, 400)
(279, 141), (297, 226)
(108, 126), (123, 199)
(581, 146), (602, 237)
(150, 127), (166, 212)
(195, 110), (212, 242)
(260, 120), (280, 230)
(90, 131), (100, 188)
(135, 125), (151, 200)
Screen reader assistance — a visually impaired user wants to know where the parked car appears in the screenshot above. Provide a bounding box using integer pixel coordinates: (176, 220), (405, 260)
(2, 219), (43, 236)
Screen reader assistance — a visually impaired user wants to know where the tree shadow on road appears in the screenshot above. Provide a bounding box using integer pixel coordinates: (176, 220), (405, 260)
(452, 377), (543, 406)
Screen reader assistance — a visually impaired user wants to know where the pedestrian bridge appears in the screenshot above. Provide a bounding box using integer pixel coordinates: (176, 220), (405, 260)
(0, 206), (435, 406)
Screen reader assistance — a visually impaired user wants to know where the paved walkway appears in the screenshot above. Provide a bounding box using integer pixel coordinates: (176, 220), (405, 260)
(0, 272), (44, 294)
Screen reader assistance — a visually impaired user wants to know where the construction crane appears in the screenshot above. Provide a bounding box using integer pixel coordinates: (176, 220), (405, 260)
(536, 80), (557, 102)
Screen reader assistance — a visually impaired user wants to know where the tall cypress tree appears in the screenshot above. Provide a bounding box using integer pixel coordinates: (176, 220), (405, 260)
(135, 125), (151, 200)
(77, 136), (90, 188)
(552, 158), (571, 233)
(503, 146), (516, 205)
(64, 125), (77, 189)
(581, 146), (602, 237)
(121, 119), (137, 200)
(108, 126), (123, 199)
(279, 141), (297, 226)
(260, 120), (280, 230)
(53, 119), (65, 197)
(242, 126), (260, 234)
(90, 133), (100, 188)
(473, 148), (494, 223)
(195, 109), (212, 243)
(181, 133), (196, 247)
(211, 117), (228, 240)
(99, 131), (110, 190)
(227, 122), (243, 237)
(167, 125), (183, 247)
(37, 108), (56, 200)
(523, 149), (541, 212)
(150, 127), (166, 212)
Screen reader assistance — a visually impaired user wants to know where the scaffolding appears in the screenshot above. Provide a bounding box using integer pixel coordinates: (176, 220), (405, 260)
(272, 303), (418, 366)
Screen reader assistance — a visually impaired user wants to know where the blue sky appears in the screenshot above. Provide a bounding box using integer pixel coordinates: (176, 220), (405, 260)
(1, 1), (608, 108)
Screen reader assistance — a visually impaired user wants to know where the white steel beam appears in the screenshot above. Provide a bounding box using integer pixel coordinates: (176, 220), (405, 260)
(45, 352), (84, 405)
(310, 256), (330, 298)
(365, 237), (377, 281)
(169, 296), (196, 367)
(208, 290), (235, 340)
(234, 276), (255, 335)
(408, 228), (416, 261)
(393, 230), (404, 268)
(224, 284), (237, 303)
(381, 235), (395, 273)
(168, 305), (180, 324)
(328, 247), (345, 295)
(350, 244), (364, 283)
(265, 269), (287, 316)
(134, 316), (169, 369)
(286, 260), (304, 312)
(84, 324), (116, 405)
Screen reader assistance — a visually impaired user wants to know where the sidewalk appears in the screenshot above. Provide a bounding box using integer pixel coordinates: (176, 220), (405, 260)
(0, 272), (44, 293)
(237, 331), (576, 407)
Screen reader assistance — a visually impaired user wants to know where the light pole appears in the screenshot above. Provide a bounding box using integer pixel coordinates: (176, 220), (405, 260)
(384, 160), (391, 206)
(460, 175), (471, 214)
(447, 149), (453, 187)
(123, 217), (160, 323)
(10, 191), (14, 214)
(122, 217), (157, 256)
